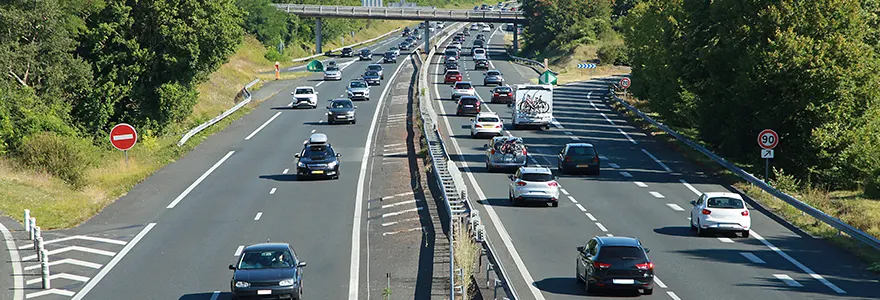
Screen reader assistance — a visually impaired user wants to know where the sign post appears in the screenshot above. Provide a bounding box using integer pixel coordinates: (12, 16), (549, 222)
(757, 129), (779, 182)
(110, 123), (138, 167)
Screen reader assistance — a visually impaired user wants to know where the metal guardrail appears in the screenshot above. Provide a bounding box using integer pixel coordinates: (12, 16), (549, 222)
(274, 4), (526, 23)
(290, 28), (402, 63)
(508, 55), (558, 76)
(177, 79), (259, 146)
(607, 83), (880, 251)
(416, 22), (517, 299)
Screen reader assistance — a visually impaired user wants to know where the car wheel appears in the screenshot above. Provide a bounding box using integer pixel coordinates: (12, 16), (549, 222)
(327, 118), (333, 124)
(584, 276), (591, 294)
(690, 220), (697, 231)
(741, 230), (750, 238)
(558, 164), (565, 175)
(642, 288), (653, 295)
(696, 222), (706, 237)
(551, 201), (558, 207)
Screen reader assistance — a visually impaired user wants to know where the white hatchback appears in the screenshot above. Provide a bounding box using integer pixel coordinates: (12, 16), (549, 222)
(690, 192), (751, 237)
(470, 112), (503, 138)
(508, 167), (560, 207)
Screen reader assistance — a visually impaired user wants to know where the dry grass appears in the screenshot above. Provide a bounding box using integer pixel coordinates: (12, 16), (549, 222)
(453, 225), (479, 299)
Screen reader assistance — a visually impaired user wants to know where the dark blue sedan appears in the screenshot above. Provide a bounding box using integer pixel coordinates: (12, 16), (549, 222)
(229, 243), (306, 299)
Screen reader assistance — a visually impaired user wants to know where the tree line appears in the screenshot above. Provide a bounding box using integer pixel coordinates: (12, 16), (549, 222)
(0, 0), (396, 186)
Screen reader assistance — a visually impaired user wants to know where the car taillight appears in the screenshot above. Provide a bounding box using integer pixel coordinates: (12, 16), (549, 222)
(635, 262), (654, 270)
(491, 149), (495, 154)
(565, 157), (573, 162)
(742, 210), (749, 216)
(593, 155), (599, 163)
(515, 181), (527, 186)
(494, 93), (499, 96)
(522, 148), (527, 155)
(702, 209), (711, 215)
(495, 124), (502, 128)
(475, 102), (481, 106)
(593, 262), (611, 269)
(475, 124), (483, 128)
(548, 181), (558, 187)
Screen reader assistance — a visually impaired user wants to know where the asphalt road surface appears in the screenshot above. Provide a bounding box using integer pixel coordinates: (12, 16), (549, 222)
(428, 24), (880, 300)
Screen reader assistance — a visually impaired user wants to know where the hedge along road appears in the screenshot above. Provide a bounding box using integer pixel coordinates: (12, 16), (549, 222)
(41, 31), (418, 300)
(428, 24), (879, 299)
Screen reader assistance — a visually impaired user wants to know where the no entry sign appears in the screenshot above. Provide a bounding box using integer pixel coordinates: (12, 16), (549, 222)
(110, 123), (137, 151)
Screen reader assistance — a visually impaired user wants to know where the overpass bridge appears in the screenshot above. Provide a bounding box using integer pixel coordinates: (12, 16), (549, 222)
(272, 4), (526, 54)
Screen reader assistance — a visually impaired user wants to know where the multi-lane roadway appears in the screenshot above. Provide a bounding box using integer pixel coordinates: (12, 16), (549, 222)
(428, 24), (879, 299)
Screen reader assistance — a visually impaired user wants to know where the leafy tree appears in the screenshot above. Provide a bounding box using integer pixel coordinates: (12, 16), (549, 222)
(521, 0), (613, 54)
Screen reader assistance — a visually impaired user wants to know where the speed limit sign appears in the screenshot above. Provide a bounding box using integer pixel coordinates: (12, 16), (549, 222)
(757, 129), (779, 150)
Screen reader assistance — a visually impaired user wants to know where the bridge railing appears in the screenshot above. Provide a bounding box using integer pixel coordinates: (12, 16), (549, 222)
(273, 4), (525, 21)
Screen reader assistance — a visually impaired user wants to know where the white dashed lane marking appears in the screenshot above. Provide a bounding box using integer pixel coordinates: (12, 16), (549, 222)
(586, 213), (597, 221)
(666, 203), (685, 211)
(595, 223), (608, 232)
(620, 171), (633, 178)
(269, 188), (277, 195)
(634, 181), (648, 188)
(234, 245), (244, 256)
(773, 274), (804, 287)
(641, 148), (673, 172)
(654, 276), (668, 288)
(649, 191), (665, 198)
(283, 168), (289, 174)
(567, 196), (577, 203)
(740, 252), (766, 264)
(575, 204), (587, 212)
(717, 237), (735, 243)
(560, 189), (569, 195)
(618, 128), (637, 144)
(668, 291), (683, 300)
(254, 212), (263, 221)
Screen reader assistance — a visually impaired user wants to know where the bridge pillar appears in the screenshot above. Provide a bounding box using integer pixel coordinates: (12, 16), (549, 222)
(513, 25), (519, 54)
(316, 17), (323, 54)
(423, 21), (430, 53)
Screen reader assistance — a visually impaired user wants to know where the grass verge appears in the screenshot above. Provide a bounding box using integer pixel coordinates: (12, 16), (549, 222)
(608, 93), (880, 273)
(453, 225), (479, 299)
(0, 21), (414, 229)
(501, 32), (631, 85)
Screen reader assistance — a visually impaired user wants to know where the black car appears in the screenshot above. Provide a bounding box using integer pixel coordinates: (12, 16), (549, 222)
(229, 243), (306, 299)
(558, 143), (600, 175)
(363, 70), (381, 86)
(475, 34), (486, 41)
(326, 98), (357, 124)
(473, 39), (485, 49)
(576, 236), (654, 295)
(456, 96), (482, 116)
(383, 51), (397, 63)
(444, 60), (459, 72)
(341, 47), (353, 57)
(475, 59), (490, 70)
(295, 133), (341, 179)
(403, 27), (411, 36)
(359, 49), (372, 60)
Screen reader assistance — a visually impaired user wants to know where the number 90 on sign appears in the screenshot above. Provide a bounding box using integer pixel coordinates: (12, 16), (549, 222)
(757, 129), (778, 149)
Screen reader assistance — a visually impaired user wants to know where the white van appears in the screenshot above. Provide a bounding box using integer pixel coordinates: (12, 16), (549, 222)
(509, 84), (553, 129)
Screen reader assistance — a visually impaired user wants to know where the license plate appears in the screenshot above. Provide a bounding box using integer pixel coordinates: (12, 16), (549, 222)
(337, 116), (346, 119)
(500, 93), (508, 96)
(612, 279), (635, 285)
(576, 164), (589, 168)
(257, 290), (272, 295)
(311, 170), (324, 174)
(465, 105), (474, 108)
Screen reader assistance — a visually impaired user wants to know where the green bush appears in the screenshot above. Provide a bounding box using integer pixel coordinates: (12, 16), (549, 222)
(264, 47), (286, 62)
(865, 168), (880, 198)
(18, 132), (97, 187)
(597, 43), (629, 66)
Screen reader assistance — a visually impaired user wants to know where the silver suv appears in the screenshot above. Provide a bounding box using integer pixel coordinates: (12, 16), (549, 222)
(508, 167), (560, 207)
(346, 80), (370, 101)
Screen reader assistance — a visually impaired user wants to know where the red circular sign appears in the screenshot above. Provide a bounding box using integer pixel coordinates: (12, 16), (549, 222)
(757, 129), (778, 149)
(619, 77), (631, 89)
(110, 123), (137, 151)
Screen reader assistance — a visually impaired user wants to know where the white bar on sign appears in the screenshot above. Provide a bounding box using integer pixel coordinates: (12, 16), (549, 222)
(112, 134), (134, 141)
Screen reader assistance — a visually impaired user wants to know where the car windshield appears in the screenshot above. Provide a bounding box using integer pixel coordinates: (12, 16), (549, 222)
(475, 49), (486, 54)
(331, 101), (353, 109)
(445, 50), (457, 56)
(460, 98), (478, 104)
(302, 145), (335, 159)
(295, 88), (313, 94)
(567, 146), (595, 157)
(350, 81), (367, 88)
(455, 83), (473, 89)
(391, 47), (398, 50)
(478, 117), (499, 123)
(478, 60), (488, 65)
(447, 71), (460, 76)
(488, 71), (500, 76)
(238, 250), (295, 269)
(343, 48), (351, 51)
(496, 87), (511, 92)
(706, 197), (745, 209)
(521, 172), (553, 182)
(326, 66), (339, 71)
(385, 52), (394, 57)
(598, 246), (647, 261)
(368, 65), (381, 71)
(361, 50), (370, 54)
(365, 71), (379, 77)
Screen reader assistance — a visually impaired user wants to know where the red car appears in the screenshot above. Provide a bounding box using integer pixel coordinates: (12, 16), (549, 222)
(491, 85), (514, 103)
(444, 70), (463, 84)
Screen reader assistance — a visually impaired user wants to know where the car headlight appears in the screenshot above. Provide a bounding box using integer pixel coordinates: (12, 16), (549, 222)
(235, 281), (250, 288)
(297, 161), (306, 168)
(328, 161), (339, 168)
(278, 278), (296, 286)
(346, 111), (355, 115)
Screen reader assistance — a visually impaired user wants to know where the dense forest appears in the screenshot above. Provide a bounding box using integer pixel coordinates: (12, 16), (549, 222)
(519, 0), (880, 197)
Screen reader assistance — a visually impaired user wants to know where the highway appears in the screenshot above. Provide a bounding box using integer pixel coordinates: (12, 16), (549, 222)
(428, 25), (880, 299)
(5, 29), (437, 300)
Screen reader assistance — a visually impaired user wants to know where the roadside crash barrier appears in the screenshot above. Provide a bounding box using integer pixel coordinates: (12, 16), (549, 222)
(177, 78), (260, 146)
(508, 55), (558, 76)
(24, 210), (51, 289)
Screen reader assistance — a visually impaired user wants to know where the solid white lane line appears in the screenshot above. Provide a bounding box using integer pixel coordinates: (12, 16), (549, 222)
(575, 204), (587, 212)
(666, 203), (685, 211)
(433, 44), (547, 300)
(599, 112), (615, 125)
(244, 111), (282, 140)
(620, 171), (633, 178)
(650, 191), (665, 198)
(634, 181), (648, 188)
(316, 81), (325, 87)
(568, 196), (577, 203)
(350, 52), (411, 300)
(269, 188), (277, 195)
(381, 199), (420, 209)
(618, 128), (638, 144)
(571, 136), (580, 141)
(283, 168), (289, 174)
(773, 274), (804, 287)
(740, 252), (766, 264)
(641, 149), (673, 172)
(234, 245), (244, 256)
(209, 291), (220, 300)
(717, 237), (735, 243)
(167, 151), (235, 208)
(254, 212), (263, 221)
(751, 231), (846, 293)
(560, 188), (569, 195)
(0, 222), (23, 300)
(608, 163), (620, 169)
(586, 213), (597, 221)
(595, 223), (608, 232)
(667, 291), (683, 300)
(679, 179), (702, 195)
(654, 276), (668, 288)
(71, 223), (156, 300)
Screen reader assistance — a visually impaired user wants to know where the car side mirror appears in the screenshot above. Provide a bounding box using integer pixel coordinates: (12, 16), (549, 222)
(297, 261), (307, 267)
(326, 106), (330, 109)
(294, 154), (301, 158)
(314, 92), (319, 94)
(508, 175), (515, 181)
(354, 106), (358, 109)
(336, 153), (342, 157)
(690, 200), (697, 206)
(228, 264), (236, 270)
(483, 144), (489, 148)
(576, 246), (585, 253)
(644, 248), (651, 253)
